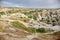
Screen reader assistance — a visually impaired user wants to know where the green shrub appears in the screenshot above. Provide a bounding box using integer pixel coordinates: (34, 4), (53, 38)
(33, 15), (37, 20)
(31, 28), (36, 33)
(36, 28), (47, 33)
(0, 12), (5, 15)
(28, 16), (32, 18)
(31, 28), (47, 33)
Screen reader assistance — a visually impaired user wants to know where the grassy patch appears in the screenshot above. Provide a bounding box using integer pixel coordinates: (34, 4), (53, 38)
(11, 21), (32, 32)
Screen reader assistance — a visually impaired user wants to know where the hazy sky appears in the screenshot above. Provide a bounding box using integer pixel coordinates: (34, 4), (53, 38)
(0, 0), (60, 8)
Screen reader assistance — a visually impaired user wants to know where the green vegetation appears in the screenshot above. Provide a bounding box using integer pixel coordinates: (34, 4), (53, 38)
(11, 21), (32, 32)
(11, 21), (48, 33)
(31, 28), (36, 33)
(28, 16), (32, 18)
(23, 11), (34, 15)
(7, 10), (20, 14)
(31, 28), (47, 33)
(0, 12), (5, 15)
(20, 17), (29, 22)
(32, 15), (37, 20)
(12, 21), (23, 27)
(0, 14), (1, 18)
(36, 28), (47, 33)
(46, 20), (51, 24)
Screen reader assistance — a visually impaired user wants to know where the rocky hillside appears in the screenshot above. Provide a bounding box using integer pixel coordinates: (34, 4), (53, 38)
(0, 7), (60, 40)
